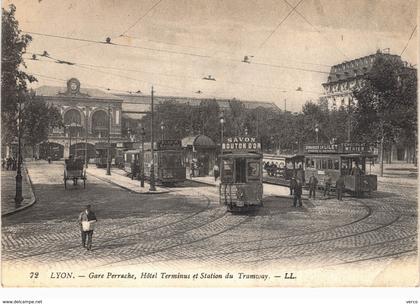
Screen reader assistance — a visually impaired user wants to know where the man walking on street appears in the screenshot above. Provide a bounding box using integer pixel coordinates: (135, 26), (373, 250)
(336, 174), (345, 200)
(308, 173), (318, 199)
(78, 204), (97, 250)
(289, 176), (297, 195)
(213, 163), (220, 181)
(293, 179), (303, 207)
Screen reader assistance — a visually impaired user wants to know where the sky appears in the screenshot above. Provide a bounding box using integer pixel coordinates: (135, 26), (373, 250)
(4, 0), (418, 112)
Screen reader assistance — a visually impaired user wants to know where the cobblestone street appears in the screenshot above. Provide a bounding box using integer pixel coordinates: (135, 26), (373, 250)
(1, 161), (417, 287)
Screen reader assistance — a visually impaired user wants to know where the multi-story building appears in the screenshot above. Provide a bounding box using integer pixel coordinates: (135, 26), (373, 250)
(35, 78), (123, 159)
(320, 50), (416, 162)
(321, 49), (413, 110)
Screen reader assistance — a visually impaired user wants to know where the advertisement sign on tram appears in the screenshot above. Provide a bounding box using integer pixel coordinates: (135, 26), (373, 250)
(304, 143), (376, 154)
(157, 139), (182, 150)
(222, 136), (261, 151)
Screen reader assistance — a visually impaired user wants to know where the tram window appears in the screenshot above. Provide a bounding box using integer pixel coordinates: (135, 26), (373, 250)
(321, 160), (328, 170)
(327, 159), (333, 169)
(334, 159), (340, 170)
(235, 158), (247, 183)
(222, 160), (233, 182)
(306, 158), (314, 168)
(247, 161), (260, 179)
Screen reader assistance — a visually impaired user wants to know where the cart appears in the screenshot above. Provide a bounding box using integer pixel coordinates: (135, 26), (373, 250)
(64, 158), (86, 189)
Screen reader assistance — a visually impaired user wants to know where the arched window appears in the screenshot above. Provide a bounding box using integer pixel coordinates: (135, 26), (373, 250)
(92, 110), (109, 138)
(64, 109), (81, 125)
(64, 109), (83, 138)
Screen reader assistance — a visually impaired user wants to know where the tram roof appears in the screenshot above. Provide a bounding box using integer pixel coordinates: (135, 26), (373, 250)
(221, 152), (262, 159)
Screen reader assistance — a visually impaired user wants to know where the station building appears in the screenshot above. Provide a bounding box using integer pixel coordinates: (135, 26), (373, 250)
(35, 78), (123, 159)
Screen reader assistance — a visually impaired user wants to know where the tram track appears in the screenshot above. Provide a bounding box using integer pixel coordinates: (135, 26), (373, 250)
(2, 193), (215, 261)
(130, 197), (416, 267)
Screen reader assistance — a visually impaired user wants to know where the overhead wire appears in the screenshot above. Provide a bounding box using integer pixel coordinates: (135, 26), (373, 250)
(119, 0), (165, 36)
(23, 31), (331, 76)
(281, 0), (348, 60)
(25, 51), (324, 94)
(400, 24), (417, 56)
(257, 0), (305, 49)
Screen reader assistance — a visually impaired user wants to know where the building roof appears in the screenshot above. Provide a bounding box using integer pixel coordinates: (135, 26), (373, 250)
(182, 135), (216, 148)
(116, 94), (280, 111)
(35, 85), (123, 101)
(322, 51), (407, 86)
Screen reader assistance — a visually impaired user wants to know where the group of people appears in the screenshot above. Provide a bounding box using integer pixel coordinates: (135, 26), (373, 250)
(263, 161), (282, 177)
(292, 172), (346, 206)
(2, 156), (17, 171)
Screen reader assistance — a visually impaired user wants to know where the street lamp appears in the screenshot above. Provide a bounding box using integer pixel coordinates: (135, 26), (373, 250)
(219, 112), (224, 181)
(106, 105), (111, 175)
(139, 123), (145, 188)
(160, 121), (164, 141)
(315, 124), (319, 144)
(149, 86), (156, 191)
(15, 94), (23, 205)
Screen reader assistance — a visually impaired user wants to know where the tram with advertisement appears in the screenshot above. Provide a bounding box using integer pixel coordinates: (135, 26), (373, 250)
(220, 135), (263, 212)
(303, 143), (377, 196)
(123, 140), (186, 185)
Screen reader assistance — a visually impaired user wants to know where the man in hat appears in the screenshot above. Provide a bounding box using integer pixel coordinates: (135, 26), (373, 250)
(78, 204), (97, 250)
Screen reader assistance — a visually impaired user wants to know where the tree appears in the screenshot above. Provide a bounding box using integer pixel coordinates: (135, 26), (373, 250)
(22, 95), (63, 158)
(1, 4), (36, 146)
(353, 54), (417, 175)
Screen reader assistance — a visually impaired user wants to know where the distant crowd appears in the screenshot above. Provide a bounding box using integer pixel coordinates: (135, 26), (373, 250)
(2, 157), (17, 171)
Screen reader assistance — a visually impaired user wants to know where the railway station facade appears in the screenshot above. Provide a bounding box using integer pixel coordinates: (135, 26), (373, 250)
(35, 78), (123, 159)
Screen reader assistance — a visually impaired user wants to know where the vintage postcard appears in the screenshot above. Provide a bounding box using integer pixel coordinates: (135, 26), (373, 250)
(1, 0), (418, 288)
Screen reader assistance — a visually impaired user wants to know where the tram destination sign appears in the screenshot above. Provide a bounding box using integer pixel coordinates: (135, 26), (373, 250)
(223, 136), (261, 151)
(304, 144), (339, 153)
(158, 139), (182, 150)
(304, 143), (376, 154)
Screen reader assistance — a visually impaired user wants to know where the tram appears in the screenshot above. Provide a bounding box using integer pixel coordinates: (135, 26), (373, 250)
(220, 136), (263, 212)
(115, 141), (133, 169)
(123, 149), (141, 178)
(123, 140), (186, 185)
(304, 143), (377, 196)
(94, 142), (114, 168)
(262, 153), (304, 186)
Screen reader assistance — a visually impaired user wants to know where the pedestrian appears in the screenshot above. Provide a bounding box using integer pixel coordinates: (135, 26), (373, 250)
(308, 173), (318, 199)
(213, 163), (220, 181)
(296, 164), (305, 185)
(47, 156), (52, 164)
(293, 179), (303, 207)
(336, 174), (345, 200)
(323, 174), (332, 197)
(289, 176), (297, 195)
(1, 158), (5, 169)
(78, 204), (97, 250)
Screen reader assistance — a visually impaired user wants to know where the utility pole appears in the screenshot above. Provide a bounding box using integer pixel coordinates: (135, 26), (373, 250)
(347, 97), (352, 142)
(15, 94), (23, 205)
(106, 104), (111, 175)
(85, 106), (88, 168)
(149, 86), (156, 191)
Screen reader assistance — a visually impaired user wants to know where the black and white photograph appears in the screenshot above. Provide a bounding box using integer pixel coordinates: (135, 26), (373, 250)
(1, 0), (418, 293)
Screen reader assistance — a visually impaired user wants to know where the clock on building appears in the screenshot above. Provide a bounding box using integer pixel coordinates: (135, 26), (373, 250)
(67, 78), (80, 94)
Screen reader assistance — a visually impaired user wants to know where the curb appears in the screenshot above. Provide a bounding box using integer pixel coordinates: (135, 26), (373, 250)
(2, 165), (37, 217)
(187, 178), (219, 187)
(88, 171), (171, 195)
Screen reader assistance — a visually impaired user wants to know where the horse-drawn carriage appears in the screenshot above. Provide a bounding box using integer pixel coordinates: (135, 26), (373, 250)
(64, 158), (86, 189)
